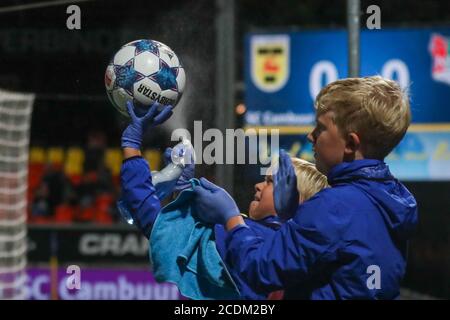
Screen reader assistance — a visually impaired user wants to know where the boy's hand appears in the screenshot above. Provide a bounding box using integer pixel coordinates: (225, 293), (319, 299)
(121, 101), (174, 150)
(273, 149), (300, 221)
(192, 178), (240, 225)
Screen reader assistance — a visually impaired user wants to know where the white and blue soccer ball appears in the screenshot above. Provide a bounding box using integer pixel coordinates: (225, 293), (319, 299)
(105, 39), (186, 117)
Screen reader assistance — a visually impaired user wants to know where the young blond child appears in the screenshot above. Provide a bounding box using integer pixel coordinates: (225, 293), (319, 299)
(247, 158), (329, 221)
(239, 158), (329, 300)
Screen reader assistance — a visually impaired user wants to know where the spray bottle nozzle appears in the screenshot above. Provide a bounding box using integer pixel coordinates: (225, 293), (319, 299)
(151, 138), (195, 200)
(171, 138), (195, 168)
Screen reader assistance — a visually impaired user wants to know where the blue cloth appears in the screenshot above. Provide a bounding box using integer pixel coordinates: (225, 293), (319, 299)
(225, 159), (418, 300)
(149, 179), (240, 300)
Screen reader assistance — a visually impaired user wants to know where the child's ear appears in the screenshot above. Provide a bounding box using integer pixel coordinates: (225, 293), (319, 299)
(344, 132), (361, 155)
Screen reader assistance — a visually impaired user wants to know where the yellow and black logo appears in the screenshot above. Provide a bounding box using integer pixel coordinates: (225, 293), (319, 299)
(251, 35), (290, 92)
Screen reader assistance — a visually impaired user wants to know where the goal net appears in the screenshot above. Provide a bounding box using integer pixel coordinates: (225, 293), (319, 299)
(0, 89), (34, 299)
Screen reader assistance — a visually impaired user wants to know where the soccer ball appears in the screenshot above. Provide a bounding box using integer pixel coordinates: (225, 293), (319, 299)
(104, 39), (186, 117)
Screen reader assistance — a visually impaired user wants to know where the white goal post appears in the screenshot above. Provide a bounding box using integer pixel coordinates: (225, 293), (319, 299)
(0, 89), (34, 299)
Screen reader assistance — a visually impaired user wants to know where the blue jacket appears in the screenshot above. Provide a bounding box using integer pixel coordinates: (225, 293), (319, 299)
(120, 156), (161, 238)
(215, 216), (282, 300)
(224, 159), (418, 300)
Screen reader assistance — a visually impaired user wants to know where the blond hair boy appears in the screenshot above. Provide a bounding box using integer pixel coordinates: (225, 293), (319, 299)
(194, 76), (419, 300)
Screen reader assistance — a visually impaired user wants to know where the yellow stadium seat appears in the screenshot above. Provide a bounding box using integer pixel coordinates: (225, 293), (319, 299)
(144, 149), (162, 171)
(29, 147), (45, 163)
(104, 148), (123, 176)
(64, 147), (85, 176)
(47, 147), (65, 165)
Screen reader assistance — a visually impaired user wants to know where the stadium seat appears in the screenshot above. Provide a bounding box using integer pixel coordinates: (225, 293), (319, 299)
(94, 193), (114, 224)
(28, 163), (44, 191)
(144, 149), (162, 171)
(29, 215), (52, 224)
(47, 147), (65, 169)
(29, 147), (46, 163)
(64, 147), (85, 185)
(54, 204), (75, 223)
(104, 148), (122, 176)
(77, 205), (96, 222)
(28, 147), (46, 201)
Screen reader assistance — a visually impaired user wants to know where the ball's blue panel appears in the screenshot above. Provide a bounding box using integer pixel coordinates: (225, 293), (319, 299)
(149, 60), (178, 92)
(133, 39), (159, 56)
(114, 60), (145, 96)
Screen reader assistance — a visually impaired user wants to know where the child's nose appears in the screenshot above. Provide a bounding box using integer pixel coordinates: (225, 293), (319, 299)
(307, 132), (314, 143)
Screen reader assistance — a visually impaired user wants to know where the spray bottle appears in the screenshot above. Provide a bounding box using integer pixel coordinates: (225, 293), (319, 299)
(117, 138), (195, 225)
(152, 137), (195, 200)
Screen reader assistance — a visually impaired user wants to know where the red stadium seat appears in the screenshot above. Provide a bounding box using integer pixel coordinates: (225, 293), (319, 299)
(77, 206), (96, 222)
(28, 147), (46, 192)
(54, 204), (75, 223)
(29, 215), (52, 224)
(94, 194), (113, 224)
(28, 163), (45, 192)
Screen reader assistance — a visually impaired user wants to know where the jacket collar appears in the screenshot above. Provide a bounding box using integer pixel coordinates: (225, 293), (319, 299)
(327, 159), (394, 185)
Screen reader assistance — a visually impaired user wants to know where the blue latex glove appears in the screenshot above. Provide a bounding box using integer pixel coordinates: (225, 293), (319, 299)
(121, 101), (174, 149)
(192, 177), (240, 225)
(273, 149), (300, 221)
(163, 146), (195, 192)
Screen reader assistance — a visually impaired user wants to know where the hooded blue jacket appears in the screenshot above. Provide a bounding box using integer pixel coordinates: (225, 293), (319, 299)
(215, 216), (282, 300)
(223, 159), (418, 300)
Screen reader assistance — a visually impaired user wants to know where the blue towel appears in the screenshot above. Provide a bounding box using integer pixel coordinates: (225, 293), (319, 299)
(149, 179), (240, 300)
